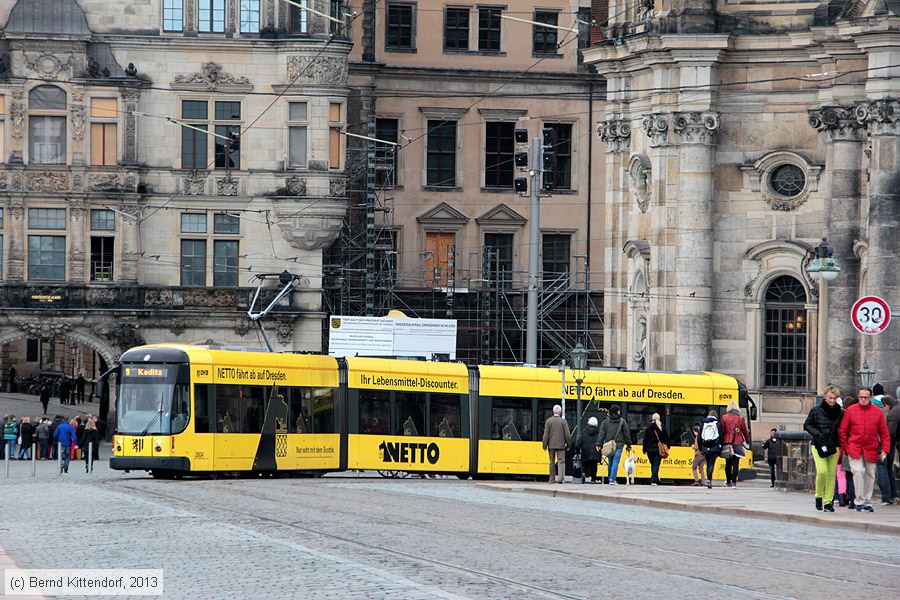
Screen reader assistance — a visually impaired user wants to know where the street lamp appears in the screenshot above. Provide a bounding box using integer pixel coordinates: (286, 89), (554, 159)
(807, 237), (840, 394)
(571, 342), (589, 432)
(858, 361), (876, 389)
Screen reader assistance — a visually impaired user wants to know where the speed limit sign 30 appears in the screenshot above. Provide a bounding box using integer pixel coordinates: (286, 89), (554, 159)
(851, 296), (892, 335)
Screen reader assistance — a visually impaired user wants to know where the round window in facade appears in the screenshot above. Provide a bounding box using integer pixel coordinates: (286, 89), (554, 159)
(769, 164), (806, 198)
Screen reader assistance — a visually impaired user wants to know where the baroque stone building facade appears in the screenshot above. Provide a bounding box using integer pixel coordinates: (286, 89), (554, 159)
(0, 0), (349, 368)
(585, 0), (900, 433)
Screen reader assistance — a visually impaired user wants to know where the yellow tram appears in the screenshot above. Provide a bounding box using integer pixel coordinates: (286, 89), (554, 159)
(111, 344), (755, 480)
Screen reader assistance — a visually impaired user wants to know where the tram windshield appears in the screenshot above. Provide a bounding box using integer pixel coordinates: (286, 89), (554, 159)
(117, 364), (190, 435)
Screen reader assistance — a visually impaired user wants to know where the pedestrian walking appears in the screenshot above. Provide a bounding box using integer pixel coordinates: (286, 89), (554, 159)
(39, 383), (50, 415)
(698, 410), (723, 488)
(762, 428), (782, 488)
(4, 414), (18, 459)
(8, 365), (16, 393)
(887, 395), (900, 505)
(642, 412), (669, 485)
(721, 401), (750, 488)
(52, 418), (77, 474)
(542, 404), (571, 484)
(838, 387), (891, 512)
(690, 424), (707, 486)
(36, 418), (50, 460)
(597, 404), (632, 484)
(75, 374), (86, 404)
(81, 418), (100, 473)
(16, 417), (34, 460)
(576, 416), (602, 484)
(875, 395), (898, 505)
(59, 376), (71, 406)
(804, 386), (843, 512)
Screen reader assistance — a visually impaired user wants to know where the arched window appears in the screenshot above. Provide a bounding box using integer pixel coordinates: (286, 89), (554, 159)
(763, 275), (807, 389)
(28, 86), (67, 164)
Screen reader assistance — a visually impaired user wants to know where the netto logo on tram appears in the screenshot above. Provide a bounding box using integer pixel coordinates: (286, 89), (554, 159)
(378, 441), (440, 465)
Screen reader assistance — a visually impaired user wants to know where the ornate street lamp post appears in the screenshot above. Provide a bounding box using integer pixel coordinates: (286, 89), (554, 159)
(858, 361), (876, 390)
(807, 238), (840, 394)
(571, 342), (589, 432)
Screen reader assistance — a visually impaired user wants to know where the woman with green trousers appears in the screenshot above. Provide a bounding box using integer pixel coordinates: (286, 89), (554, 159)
(804, 385), (844, 512)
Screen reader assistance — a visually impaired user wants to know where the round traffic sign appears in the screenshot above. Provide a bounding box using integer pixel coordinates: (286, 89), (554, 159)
(851, 296), (892, 335)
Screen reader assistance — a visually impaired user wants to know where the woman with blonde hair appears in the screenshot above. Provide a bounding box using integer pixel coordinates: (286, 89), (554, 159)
(804, 385), (843, 511)
(642, 412), (669, 485)
(722, 400), (750, 488)
(81, 418), (100, 473)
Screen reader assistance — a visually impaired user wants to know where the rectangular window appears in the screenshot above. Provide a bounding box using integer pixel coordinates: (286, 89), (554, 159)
(542, 234), (570, 285)
(478, 7), (501, 51)
(358, 390), (390, 434)
(425, 231), (453, 287)
(28, 208), (66, 229)
(386, 3), (414, 49)
(180, 239), (207, 286)
(430, 394), (462, 437)
(396, 391), (425, 436)
(0, 233), (3, 280)
(90, 236), (114, 282)
(181, 213), (207, 233)
(291, 1), (309, 33)
(90, 123), (117, 166)
(163, 0), (184, 31)
(194, 384), (211, 433)
(375, 118), (398, 188)
(491, 397), (532, 441)
(484, 121), (514, 188)
(288, 102), (308, 168)
(240, 0), (260, 33)
(214, 125), (240, 169)
(182, 100), (208, 120)
(484, 232), (513, 287)
(426, 120), (456, 187)
(764, 306), (807, 389)
(444, 7), (469, 50)
(181, 124), (208, 168)
(213, 240), (239, 287)
(90, 209), (115, 231)
(29, 116), (66, 164)
(542, 123), (572, 190)
(27, 339), (39, 363)
(27, 235), (66, 281)
(213, 213), (240, 234)
(329, 102), (343, 170)
(198, 0), (226, 33)
(533, 11), (559, 55)
(215, 101), (241, 120)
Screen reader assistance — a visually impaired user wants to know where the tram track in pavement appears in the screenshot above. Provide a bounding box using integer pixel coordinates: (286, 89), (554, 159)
(109, 480), (588, 600)
(105, 477), (890, 598)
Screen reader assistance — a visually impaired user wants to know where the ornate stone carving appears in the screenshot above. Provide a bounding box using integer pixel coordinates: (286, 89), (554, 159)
(185, 0), (195, 32)
(216, 174), (238, 196)
(72, 174), (83, 191)
(286, 55), (349, 85)
(103, 323), (145, 349)
(0, 173), (6, 192)
(808, 106), (866, 141)
(641, 113), (669, 147)
(144, 289), (174, 308)
(330, 177), (348, 197)
(10, 89), (25, 140)
(8, 204), (24, 219)
(266, 0), (276, 28)
(286, 176), (307, 196)
(169, 318), (186, 336)
(172, 62), (251, 89)
(70, 204), (87, 221)
(87, 288), (118, 307)
(673, 111), (720, 144)
(24, 51), (73, 80)
(182, 289), (235, 308)
(596, 118), (632, 153)
(854, 98), (900, 135)
(628, 154), (652, 213)
(11, 174), (23, 192)
(89, 173), (120, 191)
(235, 319), (251, 337)
(182, 171), (207, 195)
(123, 175), (137, 192)
(26, 171), (69, 192)
(19, 320), (73, 339)
(275, 320), (294, 345)
(70, 91), (86, 141)
(740, 151), (821, 212)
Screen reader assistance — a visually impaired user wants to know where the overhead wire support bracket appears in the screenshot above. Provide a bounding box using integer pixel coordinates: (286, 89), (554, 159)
(247, 270), (303, 352)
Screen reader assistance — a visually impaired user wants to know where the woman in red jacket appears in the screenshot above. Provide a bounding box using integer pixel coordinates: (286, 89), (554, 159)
(721, 401), (750, 488)
(838, 387), (891, 512)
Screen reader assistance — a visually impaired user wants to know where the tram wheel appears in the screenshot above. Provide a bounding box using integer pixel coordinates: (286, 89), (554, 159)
(456, 473), (470, 480)
(150, 469), (175, 480)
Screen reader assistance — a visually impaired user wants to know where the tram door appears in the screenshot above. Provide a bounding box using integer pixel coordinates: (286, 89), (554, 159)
(213, 384), (264, 470)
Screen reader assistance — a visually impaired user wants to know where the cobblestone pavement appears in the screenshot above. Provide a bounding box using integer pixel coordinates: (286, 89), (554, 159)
(2, 468), (899, 599)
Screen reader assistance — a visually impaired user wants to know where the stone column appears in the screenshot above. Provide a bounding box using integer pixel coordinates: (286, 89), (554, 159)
(6, 199), (25, 280)
(597, 117), (632, 367)
(808, 106), (866, 392)
(8, 87), (25, 164)
(672, 111), (719, 371)
(122, 88), (141, 166)
(119, 204), (140, 283)
(69, 203), (87, 282)
(856, 99), (900, 393)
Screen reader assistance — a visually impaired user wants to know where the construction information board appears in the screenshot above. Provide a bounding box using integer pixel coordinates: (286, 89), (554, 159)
(328, 316), (457, 359)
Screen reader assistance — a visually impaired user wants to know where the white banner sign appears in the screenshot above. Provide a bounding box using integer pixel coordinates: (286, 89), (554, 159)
(328, 316), (457, 359)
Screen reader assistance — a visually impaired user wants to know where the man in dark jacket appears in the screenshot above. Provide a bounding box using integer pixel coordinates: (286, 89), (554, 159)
(762, 428), (781, 487)
(39, 383), (51, 415)
(542, 404), (571, 484)
(576, 416), (602, 484)
(698, 411), (723, 489)
(53, 418), (77, 474)
(75, 374), (86, 404)
(16, 418), (35, 460)
(597, 405), (632, 484)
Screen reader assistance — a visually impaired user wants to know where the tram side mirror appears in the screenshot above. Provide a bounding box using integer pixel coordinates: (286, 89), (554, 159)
(749, 404), (758, 421)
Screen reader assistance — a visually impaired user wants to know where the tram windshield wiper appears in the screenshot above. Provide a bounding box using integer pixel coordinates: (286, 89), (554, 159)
(140, 393), (167, 436)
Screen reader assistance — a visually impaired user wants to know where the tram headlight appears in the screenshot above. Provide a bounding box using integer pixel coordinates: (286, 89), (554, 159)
(154, 439), (163, 453)
(114, 437), (121, 453)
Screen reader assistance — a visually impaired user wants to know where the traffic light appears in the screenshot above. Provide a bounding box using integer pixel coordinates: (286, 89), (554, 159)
(541, 127), (556, 191)
(514, 178), (528, 193)
(515, 152), (529, 168)
(515, 128), (528, 144)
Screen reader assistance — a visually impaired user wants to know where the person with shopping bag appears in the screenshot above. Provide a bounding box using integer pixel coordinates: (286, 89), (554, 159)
(803, 385), (843, 512)
(597, 405), (631, 484)
(642, 413), (669, 486)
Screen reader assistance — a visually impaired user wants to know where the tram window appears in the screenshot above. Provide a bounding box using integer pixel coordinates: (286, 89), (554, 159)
(492, 397), (532, 441)
(359, 390), (389, 434)
(288, 388), (311, 433)
(669, 405), (711, 447)
(242, 386), (265, 433)
(216, 385), (241, 433)
(312, 387), (335, 433)
(625, 403), (655, 446)
(538, 400), (576, 438)
(171, 383), (190, 434)
(396, 391), (424, 436)
(430, 394), (461, 437)
(194, 384), (212, 433)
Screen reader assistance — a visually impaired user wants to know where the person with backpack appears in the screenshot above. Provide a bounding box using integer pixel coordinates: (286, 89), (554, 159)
(803, 385), (843, 512)
(642, 412), (669, 485)
(699, 410), (723, 488)
(597, 405), (632, 484)
(690, 424), (707, 486)
(722, 401), (750, 488)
